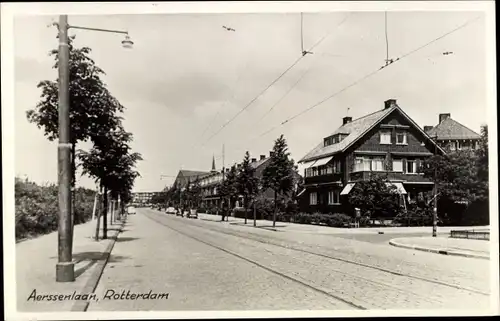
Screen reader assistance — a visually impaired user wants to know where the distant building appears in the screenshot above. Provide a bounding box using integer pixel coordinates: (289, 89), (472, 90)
(132, 192), (159, 204)
(198, 153), (275, 209)
(298, 99), (446, 215)
(423, 113), (481, 152)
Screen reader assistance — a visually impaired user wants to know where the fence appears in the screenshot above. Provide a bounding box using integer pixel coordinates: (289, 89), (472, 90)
(450, 229), (490, 241)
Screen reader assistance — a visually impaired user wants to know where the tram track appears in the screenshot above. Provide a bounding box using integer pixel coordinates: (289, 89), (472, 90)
(148, 210), (489, 297)
(143, 210), (489, 309)
(144, 212), (367, 310)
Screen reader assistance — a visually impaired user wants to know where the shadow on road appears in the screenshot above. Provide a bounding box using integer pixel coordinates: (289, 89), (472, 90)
(228, 222), (285, 231)
(107, 254), (132, 263)
(71, 251), (107, 279)
(114, 237), (140, 243)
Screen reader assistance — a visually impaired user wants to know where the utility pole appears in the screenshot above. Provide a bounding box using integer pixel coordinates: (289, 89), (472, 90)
(53, 15), (133, 282)
(432, 135), (438, 237)
(56, 15), (74, 282)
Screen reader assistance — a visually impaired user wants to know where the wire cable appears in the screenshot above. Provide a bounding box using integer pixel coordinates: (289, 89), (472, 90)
(252, 14), (482, 139)
(197, 59), (252, 143)
(201, 12), (353, 147)
(385, 11), (389, 64)
(255, 61), (315, 125)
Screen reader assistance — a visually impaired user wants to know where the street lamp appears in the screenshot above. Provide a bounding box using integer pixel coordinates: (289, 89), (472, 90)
(432, 135), (439, 237)
(55, 15), (133, 282)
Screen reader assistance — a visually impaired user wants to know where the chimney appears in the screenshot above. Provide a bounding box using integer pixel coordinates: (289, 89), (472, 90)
(342, 116), (352, 125)
(270, 151), (275, 157)
(424, 125), (434, 132)
(439, 113), (451, 123)
(384, 99), (397, 109)
(251, 158), (257, 163)
(260, 155), (266, 160)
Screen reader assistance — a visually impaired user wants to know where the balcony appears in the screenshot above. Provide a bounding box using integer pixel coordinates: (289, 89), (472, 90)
(349, 171), (432, 183)
(304, 173), (343, 186)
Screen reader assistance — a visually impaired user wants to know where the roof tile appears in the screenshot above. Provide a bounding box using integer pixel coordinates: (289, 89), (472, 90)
(425, 118), (480, 140)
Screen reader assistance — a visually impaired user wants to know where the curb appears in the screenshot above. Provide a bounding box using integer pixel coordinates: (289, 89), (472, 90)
(388, 239), (489, 260)
(70, 219), (126, 312)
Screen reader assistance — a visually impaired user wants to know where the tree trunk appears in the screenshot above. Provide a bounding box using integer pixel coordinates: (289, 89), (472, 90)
(95, 185), (103, 241)
(103, 187), (108, 239)
(244, 197), (248, 224)
(253, 200), (256, 227)
(273, 190), (277, 228)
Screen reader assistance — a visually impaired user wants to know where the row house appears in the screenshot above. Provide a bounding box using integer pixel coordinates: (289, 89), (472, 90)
(297, 99), (446, 215)
(197, 154), (276, 209)
(424, 113), (481, 152)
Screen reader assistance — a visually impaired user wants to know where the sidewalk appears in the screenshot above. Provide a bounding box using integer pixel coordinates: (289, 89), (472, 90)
(16, 217), (125, 312)
(197, 213), (488, 236)
(389, 236), (491, 260)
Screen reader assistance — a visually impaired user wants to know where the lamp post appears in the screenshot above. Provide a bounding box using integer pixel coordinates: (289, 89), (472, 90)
(55, 15), (133, 282)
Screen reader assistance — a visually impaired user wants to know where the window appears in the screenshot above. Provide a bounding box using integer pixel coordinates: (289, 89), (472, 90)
(312, 167), (318, 176)
(396, 132), (407, 145)
(354, 157), (385, 172)
(380, 131), (391, 144)
(406, 160), (417, 174)
(328, 190), (340, 205)
(457, 141), (462, 150)
(450, 141), (456, 151)
(310, 192), (317, 205)
(393, 159), (403, 172)
(371, 158), (384, 171)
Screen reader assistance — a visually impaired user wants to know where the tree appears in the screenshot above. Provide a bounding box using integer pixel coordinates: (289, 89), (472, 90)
(348, 176), (401, 220)
(27, 35), (124, 224)
(236, 152), (259, 224)
(78, 125), (142, 239)
(421, 150), (483, 204)
(220, 165), (238, 219)
(262, 135), (296, 227)
(476, 125), (489, 201)
(187, 178), (202, 209)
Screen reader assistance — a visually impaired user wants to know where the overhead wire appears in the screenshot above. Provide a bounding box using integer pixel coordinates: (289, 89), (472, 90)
(248, 14), (482, 141)
(193, 59), (252, 148)
(200, 12), (353, 147)
(254, 13), (353, 127)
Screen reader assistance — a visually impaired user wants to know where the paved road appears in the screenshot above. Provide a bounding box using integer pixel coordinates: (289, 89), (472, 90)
(88, 208), (491, 311)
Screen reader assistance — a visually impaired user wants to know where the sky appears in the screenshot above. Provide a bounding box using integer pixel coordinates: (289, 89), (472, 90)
(11, 6), (492, 193)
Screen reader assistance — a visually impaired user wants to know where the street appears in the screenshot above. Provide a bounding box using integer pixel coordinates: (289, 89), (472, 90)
(88, 208), (490, 311)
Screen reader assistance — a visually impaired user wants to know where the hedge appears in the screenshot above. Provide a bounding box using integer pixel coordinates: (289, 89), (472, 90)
(15, 178), (96, 240)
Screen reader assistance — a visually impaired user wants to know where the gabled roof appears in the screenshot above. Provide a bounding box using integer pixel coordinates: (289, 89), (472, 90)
(250, 157), (270, 169)
(425, 117), (480, 140)
(178, 170), (210, 178)
(299, 104), (446, 163)
(299, 107), (394, 163)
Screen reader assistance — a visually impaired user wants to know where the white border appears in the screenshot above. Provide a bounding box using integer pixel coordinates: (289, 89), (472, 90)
(2, 1), (498, 320)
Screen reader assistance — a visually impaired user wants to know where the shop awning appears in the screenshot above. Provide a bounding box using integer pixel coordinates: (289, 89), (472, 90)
(340, 183), (356, 195)
(312, 156), (333, 167)
(387, 182), (407, 194)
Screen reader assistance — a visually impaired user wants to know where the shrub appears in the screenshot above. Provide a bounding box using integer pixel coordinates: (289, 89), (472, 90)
(15, 178), (96, 240)
(393, 204), (434, 226)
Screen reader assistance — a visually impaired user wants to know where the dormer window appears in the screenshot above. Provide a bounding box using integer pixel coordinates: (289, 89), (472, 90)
(396, 132), (407, 145)
(380, 131), (391, 144)
(324, 133), (348, 147)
